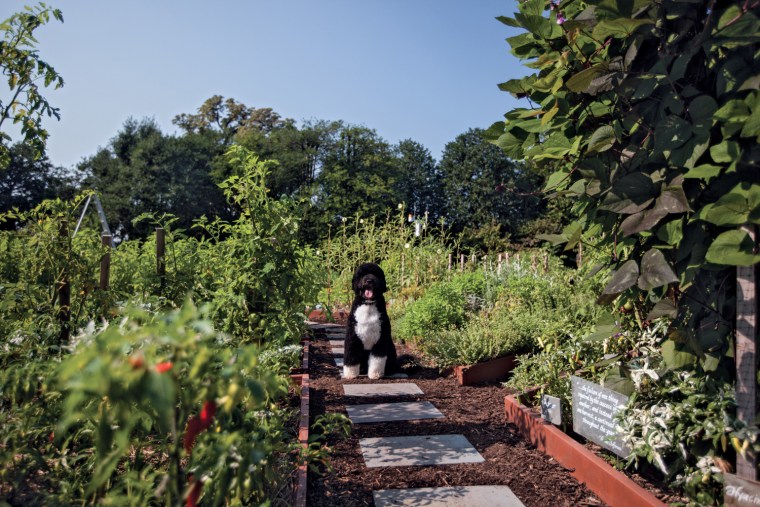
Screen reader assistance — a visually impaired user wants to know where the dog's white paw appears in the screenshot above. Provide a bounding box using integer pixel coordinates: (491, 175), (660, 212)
(368, 355), (387, 380)
(343, 364), (360, 379)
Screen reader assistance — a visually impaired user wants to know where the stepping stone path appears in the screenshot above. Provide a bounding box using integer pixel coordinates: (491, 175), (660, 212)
(308, 322), (526, 507)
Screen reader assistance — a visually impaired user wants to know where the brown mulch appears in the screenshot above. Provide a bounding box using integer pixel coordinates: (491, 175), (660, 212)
(306, 334), (607, 507)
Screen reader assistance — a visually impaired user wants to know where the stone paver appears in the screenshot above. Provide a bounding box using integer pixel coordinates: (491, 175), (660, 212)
(343, 383), (423, 397)
(332, 347), (344, 355)
(346, 401), (443, 424)
(373, 486), (525, 507)
(334, 358), (344, 367)
(329, 340), (343, 347)
(360, 434), (484, 468)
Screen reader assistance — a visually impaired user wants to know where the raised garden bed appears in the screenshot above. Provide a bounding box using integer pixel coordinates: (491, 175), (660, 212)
(290, 337), (311, 507)
(504, 393), (666, 507)
(454, 354), (518, 386)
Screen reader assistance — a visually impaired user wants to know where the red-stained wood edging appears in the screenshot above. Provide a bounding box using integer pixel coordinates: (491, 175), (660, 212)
(292, 337), (310, 507)
(504, 394), (666, 507)
(454, 354), (518, 385)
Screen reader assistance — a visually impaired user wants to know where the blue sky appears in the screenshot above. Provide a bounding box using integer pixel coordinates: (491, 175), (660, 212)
(3, 1), (526, 168)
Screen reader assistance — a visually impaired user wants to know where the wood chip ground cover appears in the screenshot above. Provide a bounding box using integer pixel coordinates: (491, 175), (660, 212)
(306, 338), (607, 507)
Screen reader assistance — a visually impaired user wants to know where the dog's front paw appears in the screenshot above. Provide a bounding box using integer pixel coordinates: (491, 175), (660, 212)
(343, 364), (360, 379)
(367, 355), (387, 380)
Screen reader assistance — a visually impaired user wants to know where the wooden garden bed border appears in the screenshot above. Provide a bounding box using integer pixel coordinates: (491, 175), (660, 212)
(504, 393), (666, 507)
(454, 354), (518, 385)
(291, 337), (311, 507)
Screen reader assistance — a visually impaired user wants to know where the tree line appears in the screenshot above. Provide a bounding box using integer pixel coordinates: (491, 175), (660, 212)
(1, 94), (555, 250)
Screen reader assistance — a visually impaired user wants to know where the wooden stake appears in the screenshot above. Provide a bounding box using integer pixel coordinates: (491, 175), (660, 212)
(100, 234), (112, 291)
(736, 224), (758, 479)
(58, 219), (70, 344)
(156, 227), (166, 290)
(448, 253), (452, 272)
(498, 253), (503, 275)
(460, 254), (465, 272)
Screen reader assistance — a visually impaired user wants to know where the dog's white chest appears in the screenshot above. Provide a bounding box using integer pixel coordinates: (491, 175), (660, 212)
(354, 304), (381, 350)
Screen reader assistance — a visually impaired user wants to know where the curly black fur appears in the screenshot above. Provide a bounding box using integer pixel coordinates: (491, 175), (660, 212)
(343, 263), (397, 379)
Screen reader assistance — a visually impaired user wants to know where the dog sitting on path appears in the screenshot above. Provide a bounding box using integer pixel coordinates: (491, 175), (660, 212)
(343, 263), (397, 379)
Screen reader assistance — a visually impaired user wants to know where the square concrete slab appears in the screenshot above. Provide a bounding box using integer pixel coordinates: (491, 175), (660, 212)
(373, 486), (525, 507)
(346, 401), (443, 424)
(332, 347), (344, 355)
(329, 340), (343, 347)
(343, 383), (423, 397)
(334, 358), (344, 367)
(360, 434), (484, 467)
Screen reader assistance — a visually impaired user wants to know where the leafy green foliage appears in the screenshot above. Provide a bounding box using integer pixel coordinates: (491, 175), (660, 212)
(0, 3), (64, 167)
(395, 271), (487, 343)
(420, 256), (603, 367)
(488, 0), (760, 379)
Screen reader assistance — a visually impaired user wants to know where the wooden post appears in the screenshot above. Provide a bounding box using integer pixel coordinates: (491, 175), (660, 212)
(736, 225), (759, 479)
(156, 227), (166, 290)
(100, 234), (113, 290)
(497, 253), (503, 275)
(58, 219), (70, 344)
(505, 252), (510, 265)
(543, 252), (549, 272)
(531, 253), (537, 272)
(401, 253), (405, 289)
(448, 253), (452, 272)
(577, 242), (583, 268)
(460, 254), (465, 272)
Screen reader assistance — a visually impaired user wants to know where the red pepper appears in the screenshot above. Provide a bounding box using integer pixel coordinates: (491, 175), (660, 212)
(183, 417), (204, 453)
(154, 361), (173, 373)
(186, 475), (203, 507)
(199, 400), (217, 428)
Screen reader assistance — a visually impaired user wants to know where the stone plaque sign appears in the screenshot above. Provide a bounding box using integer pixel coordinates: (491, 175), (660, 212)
(541, 394), (561, 425)
(571, 376), (630, 457)
(725, 473), (760, 506)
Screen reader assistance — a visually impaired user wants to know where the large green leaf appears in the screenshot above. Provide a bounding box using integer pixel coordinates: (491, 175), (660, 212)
(705, 228), (760, 266)
(566, 64), (609, 93)
(697, 183), (760, 226)
(587, 125), (617, 153)
(602, 259), (639, 296)
(661, 339), (697, 370)
(646, 299), (677, 320)
(621, 208), (668, 236)
(654, 115), (692, 154)
(638, 248), (678, 290)
(592, 18), (654, 39)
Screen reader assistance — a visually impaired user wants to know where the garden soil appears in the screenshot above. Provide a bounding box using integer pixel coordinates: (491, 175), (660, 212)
(307, 336), (608, 507)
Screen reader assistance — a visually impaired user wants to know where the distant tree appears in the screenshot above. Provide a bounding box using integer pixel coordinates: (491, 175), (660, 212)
(0, 141), (76, 227)
(439, 128), (542, 249)
(173, 95), (292, 144)
(235, 119), (342, 198)
(393, 139), (443, 222)
(79, 118), (227, 239)
(0, 3), (64, 167)
(313, 125), (401, 227)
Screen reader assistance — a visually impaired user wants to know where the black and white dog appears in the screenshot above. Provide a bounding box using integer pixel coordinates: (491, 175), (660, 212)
(343, 263), (397, 380)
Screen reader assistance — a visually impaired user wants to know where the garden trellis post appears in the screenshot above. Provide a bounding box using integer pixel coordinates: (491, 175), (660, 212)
(58, 219), (70, 344)
(100, 234), (112, 291)
(736, 224), (759, 480)
(156, 227), (166, 290)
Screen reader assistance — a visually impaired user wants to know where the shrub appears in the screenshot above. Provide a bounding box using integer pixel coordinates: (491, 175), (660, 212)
(395, 272), (486, 342)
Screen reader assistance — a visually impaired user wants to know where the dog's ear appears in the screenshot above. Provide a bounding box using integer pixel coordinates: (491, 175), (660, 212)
(352, 263), (368, 292)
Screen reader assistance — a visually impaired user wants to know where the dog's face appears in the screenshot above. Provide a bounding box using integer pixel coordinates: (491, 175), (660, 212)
(356, 273), (382, 303)
(352, 263), (387, 304)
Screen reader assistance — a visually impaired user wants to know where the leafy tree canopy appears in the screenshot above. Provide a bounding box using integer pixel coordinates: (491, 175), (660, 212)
(0, 2), (64, 168)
